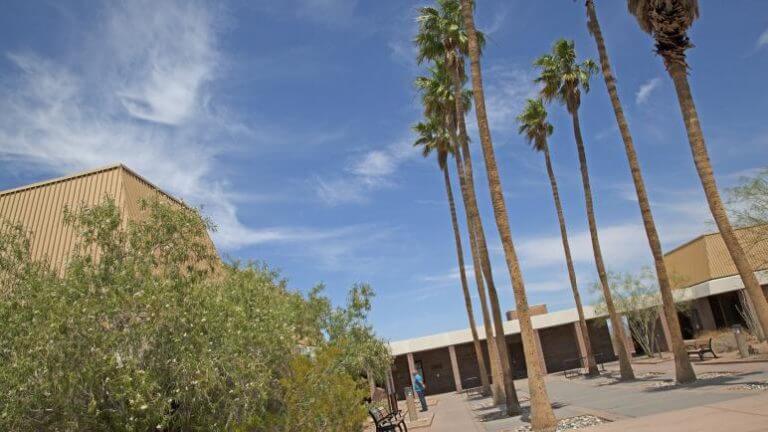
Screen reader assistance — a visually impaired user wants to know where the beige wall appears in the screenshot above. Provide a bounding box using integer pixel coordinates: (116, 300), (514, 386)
(665, 225), (768, 290)
(0, 165), (216, 273)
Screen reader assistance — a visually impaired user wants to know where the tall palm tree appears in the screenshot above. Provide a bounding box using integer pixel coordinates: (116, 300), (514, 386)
(584, 0), (696, 383)
(516, 98), (599, 377)
(416, 2), (520, 413)
(459, 0), (557, 428)
(415, 62), (507, 404)
(627, 0), (768, 339)
(534, 39), (635, 381)
(413, 117), (491, 396)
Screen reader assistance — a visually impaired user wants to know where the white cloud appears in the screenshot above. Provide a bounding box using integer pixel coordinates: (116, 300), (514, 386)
(757, 29), (768, 49)
(483, 65), (539, 133)
(635, 77), (661, 105)
(0, 0), (358, 251)
(315, 139), (418, 205)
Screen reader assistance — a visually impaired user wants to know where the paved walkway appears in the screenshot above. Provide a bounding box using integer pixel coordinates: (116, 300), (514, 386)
(586, 392), (768, 432)
(423, 359), (768, 431)
(423, 392), (484, 432)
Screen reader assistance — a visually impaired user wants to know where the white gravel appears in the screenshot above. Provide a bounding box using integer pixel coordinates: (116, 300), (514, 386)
(512, 415), (608, 431)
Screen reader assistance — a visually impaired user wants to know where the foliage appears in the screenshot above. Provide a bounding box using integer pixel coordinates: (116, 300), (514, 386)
(0, 199), (389, 431)
(727, 168), (768, 266)
(516, 98), (554, 152)
(591, 268), (689, 358)
(534, 39), (598, 114)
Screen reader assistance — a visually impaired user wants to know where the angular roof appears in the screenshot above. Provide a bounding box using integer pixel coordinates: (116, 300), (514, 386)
(0, 164), (211, 272)
(664, 224), (768, 289)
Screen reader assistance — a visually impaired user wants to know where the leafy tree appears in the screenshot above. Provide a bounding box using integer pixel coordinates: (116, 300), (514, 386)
(592, 269), (691, 359)
(728, 168), (768, 263)
(0, 199), (389, 431)
(534, 39), (635, 381)
(628, 0), (768, 339)
(583, 0), (696, 383)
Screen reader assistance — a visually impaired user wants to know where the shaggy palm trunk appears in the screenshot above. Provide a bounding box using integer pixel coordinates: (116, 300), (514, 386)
(667, 62), (768, 340)
(570, 110), (635, 380)
(451, 114), (515, 408)
(442, 165), (491, 395)
(460, 0), (556, 428)
(585, 0), (696, 383)
(542, 143), (599, 376)
(454, 150), (505, 402)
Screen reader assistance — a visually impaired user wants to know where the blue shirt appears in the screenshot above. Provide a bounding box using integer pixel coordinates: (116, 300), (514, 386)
(413, 373), (425, 392)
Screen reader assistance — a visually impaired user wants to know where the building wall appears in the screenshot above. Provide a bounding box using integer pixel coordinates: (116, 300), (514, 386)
(587, 319), (617, 362)
(0, 165), (217, 274)
(0, 167), (124, 271)
(454, 341), (490, 390)
(665, 225), (768, 289)
(539, 324), (581, 373)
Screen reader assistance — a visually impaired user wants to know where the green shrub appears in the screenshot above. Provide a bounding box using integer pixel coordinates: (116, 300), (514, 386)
(0, 198), (389, 431)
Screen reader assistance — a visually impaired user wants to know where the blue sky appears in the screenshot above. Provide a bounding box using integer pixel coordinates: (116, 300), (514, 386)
(1, 1), (767, 342)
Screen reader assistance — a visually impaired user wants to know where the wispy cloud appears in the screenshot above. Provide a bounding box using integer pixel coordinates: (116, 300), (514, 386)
(483, 65), (539, 133)
(757, 28), (768, 49)
(635, 77), (661, 105)
(0, 0), (357, 251)
(315, 138), (418, 205)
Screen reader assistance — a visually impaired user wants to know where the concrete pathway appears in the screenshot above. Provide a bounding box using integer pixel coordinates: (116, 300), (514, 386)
(423, 392), (484, 432)
(585, 392), (768, 432)
(440, 359), (768, 431)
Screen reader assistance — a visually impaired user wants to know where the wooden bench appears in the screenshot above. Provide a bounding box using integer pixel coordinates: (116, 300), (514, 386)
(369, 406), (407, 432)
(685, 338), (717, 360)
(563, 353), (608, 379)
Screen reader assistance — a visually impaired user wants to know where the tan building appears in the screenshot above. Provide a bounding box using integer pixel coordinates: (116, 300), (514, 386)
(388, 226), (768, 398)
(0, 164), (216, 272)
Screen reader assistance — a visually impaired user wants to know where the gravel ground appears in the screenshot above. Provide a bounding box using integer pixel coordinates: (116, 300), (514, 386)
(511, 415), (608, 431)
(729, 382), (768, 391)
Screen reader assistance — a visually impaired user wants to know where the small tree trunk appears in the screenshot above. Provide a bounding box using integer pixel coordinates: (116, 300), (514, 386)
(442, 165), (491, 395)
(460, 1), (556, 427)
(585, 0), (695, 383)
(667, 62), (768, 341)
(570, 110), (635, 380)
(542, 143), (599, 376)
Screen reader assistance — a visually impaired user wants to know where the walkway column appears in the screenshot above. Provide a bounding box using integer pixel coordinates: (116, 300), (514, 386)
(658, 306), (673, 352)
(611, 316), (635, 358)
(448, 345), (463, 392)
(573, 322), (588, 361)
(534, 329), (548, 374)
(406, 352), (417, 389)
(695, 298), (717, 331)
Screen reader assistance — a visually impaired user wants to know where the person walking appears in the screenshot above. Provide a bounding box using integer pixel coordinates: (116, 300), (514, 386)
(413, 372), (428, 412)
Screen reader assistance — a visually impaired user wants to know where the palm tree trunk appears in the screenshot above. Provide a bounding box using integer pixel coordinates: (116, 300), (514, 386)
(542, 143), (599, 376)
(667, 61), (768, 340)
(451, 67), (519, 413)
(459, 1), (556, 427)
(585, 0), (696, 383)
(442, 165), (491, 395)
(454, 149), (505, 402)
(570, 109), (635, 380)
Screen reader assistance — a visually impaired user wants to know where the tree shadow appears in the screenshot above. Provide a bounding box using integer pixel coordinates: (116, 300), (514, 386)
(473, 401), (568, 423)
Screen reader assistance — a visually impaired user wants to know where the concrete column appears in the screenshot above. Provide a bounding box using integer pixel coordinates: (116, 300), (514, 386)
(533, 329), (548, 374)
(573, 322), (588, 361)
(448, 345), (463, 392)
(695, 297), (717, 331)
(658, 306), (673, 352)
(406, 352), (417, 389)
(610, 317), (635, 358)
